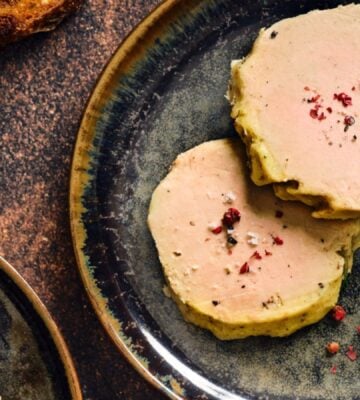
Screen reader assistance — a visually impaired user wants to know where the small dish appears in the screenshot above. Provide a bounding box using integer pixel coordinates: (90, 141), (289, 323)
(0, 256), (82, 400)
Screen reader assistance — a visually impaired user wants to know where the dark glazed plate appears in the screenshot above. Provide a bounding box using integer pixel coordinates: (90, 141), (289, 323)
(0, 257), (82, 400)
(70, 1), (360, 399)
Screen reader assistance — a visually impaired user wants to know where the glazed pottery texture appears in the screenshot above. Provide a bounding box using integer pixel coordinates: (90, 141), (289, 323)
(71, 1), (360, 399)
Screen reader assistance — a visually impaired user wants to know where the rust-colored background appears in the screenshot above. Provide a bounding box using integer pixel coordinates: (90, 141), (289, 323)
(0, 1), (168, 399)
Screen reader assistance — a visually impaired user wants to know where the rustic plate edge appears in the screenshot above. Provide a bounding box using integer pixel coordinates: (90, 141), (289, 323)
(68, 0), (212, 399)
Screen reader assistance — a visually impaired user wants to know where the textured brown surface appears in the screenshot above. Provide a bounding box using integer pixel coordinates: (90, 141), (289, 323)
(0, 0), (167, 399)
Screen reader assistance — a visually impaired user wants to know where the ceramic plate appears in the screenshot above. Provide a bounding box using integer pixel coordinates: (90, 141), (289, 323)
(0, 257), (82, 400)
(70, 1), (360, 399)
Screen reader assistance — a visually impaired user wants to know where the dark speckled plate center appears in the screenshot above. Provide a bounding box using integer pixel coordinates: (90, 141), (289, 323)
(70, 1), (360, 399)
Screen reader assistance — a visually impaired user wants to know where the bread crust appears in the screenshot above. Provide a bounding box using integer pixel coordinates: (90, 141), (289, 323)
(0, 0), (81, 45)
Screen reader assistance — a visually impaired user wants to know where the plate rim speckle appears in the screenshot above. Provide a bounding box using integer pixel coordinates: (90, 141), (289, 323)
(70, 1), (204, 398)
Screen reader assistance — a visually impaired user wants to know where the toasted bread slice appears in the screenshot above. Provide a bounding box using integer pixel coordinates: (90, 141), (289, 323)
(0, 0), (81, 45)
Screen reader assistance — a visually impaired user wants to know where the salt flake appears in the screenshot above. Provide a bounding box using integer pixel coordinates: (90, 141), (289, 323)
(223, 191), (236, 204)
(208, 221), (219, 231)
(247, 231), (260, 246)
(162, 286), (171, 298)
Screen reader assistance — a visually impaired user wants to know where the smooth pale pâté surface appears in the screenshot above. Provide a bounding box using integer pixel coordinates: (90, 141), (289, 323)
(230, 4), (360, 219)
(148, 139), (360, 339)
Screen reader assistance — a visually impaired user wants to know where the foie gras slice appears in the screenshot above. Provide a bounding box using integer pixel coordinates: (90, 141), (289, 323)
(230, 4), (360, 219)
(148, 139), (360, 339)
